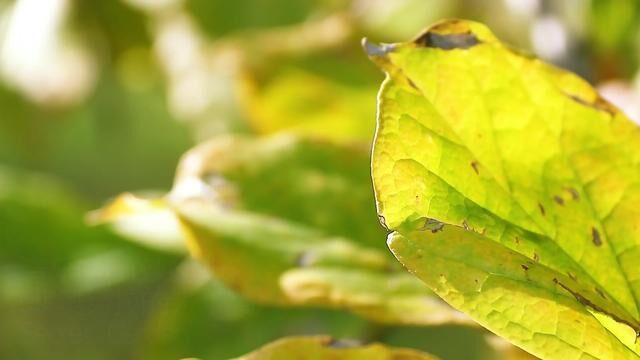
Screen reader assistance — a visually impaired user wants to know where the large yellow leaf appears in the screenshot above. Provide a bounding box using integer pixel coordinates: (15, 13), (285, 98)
(369, 19), (640, 359)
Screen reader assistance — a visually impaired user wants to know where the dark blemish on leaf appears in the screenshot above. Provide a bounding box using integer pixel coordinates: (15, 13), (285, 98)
(533, 252), (540, 262)
(596, 287), (606, 299)
(553, 195), (564, 206)
(462, 220), (471, 231)
(592, 227), (602, 247)
(556, 280), (640, 336)
(407, 78), (419, 91)
(414, 31), (480, 50)
(566, 93), (615, 116)
(567, 272), (577, 281)
(567, 187), (580, 200)
(553, 277), (558, 285)
(471, 161), (479, 175)
(326, 338), (363, 349)
(378, 214), (388, 228)
(474, 279), (478, 284)
(538, 202), (546, 216)
(419, 218), (445, 233)
(515, 237), (520, 245)
(521, 264), (529, 271)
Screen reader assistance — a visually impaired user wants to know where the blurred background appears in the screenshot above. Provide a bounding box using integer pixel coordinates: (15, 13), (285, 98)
(0, 0), (638, 359)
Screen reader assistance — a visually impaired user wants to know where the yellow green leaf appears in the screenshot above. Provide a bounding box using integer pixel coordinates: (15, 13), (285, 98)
(233, 335), (437, 360)
(172, 134), (472, 326)
(369, 19), (640, 359)
(94, 134), (473, 326)
(239, 55), (380, 142)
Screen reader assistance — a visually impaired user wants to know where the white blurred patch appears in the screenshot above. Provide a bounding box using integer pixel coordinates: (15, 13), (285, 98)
(504, 0), (540, 16)
(0, 0), (95, 105)
(598, 80), (640, 124)
(152, 14), (241, 138)
(122, 0), (181, 12)
(531, 16), (568, 60)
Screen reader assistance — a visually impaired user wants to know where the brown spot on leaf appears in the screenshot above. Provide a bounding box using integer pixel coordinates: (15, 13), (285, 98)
(521, 264), (529, 271)
(592, 227), (602, 246)
(419, 218), (444, 233)
(533, 253), (540, 262)
(556, 280), (640, 336)
(538, 202), (546, 216)
(407, 78), (419, 91)
(567, 187), (580, 200)
(414, 31), (480, 50)
(553, 195), (564, 206)
(462, 220), (471, 231)
(470, 161), (480, 175)
(566, 93), (615, 116)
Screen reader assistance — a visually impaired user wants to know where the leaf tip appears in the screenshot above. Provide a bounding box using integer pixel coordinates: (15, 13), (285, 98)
(361, 37), (395, 57)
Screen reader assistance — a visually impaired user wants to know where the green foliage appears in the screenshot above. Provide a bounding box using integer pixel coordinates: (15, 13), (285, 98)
(2, 0), (639, 358)
(370, 19), (640, 359)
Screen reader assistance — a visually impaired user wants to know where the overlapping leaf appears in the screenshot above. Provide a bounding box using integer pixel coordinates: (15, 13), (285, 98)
(171, 134), (470, 326)
(95, 134), (472, 326)
(369, 19), (640, 359)
(234, 335), (436, 360)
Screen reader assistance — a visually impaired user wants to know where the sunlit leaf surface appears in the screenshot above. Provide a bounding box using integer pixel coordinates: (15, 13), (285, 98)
(370, 19), (640, 359)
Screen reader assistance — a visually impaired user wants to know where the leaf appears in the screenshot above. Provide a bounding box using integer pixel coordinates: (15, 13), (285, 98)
(88, 193), (185, 253)
(169, 133), (471, 326)
(233, 335), (437, 360)
(369, 19), (640, 359)
(239, 54), (380, 142)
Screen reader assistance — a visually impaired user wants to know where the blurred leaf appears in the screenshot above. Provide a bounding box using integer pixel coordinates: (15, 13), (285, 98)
(99, 133), (472, 326)
(370, 19), (640, 359)
(140, 265), (499, 359)
(234, 335), (437, 360)
(240, 53), (380, 142)
(139, 262), (372, 360)
(88, 193), (185, 253)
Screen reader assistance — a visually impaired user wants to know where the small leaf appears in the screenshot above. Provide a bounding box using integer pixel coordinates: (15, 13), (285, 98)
(88, 193), (185, 253)
(234, 335), (437, 360)
(370, 19), (640, 359)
